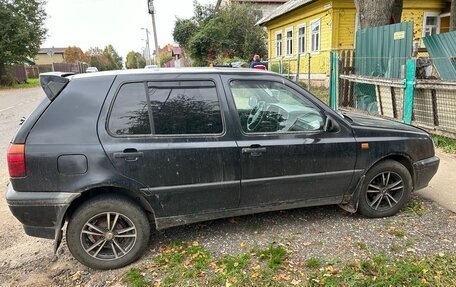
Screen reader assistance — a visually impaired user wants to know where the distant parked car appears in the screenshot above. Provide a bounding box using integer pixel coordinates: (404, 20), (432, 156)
(6, 68), (439, 270)
(86, 67), (98, 73)
(144, 65), (158, 69)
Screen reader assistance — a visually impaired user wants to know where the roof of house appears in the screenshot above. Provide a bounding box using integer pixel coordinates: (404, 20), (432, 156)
(38, 47), (66, 54)
(172, 47), (182, 56)
(257, 0), (316, 25)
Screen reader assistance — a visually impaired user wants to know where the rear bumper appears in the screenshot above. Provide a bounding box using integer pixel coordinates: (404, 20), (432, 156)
(5, 184), (80, 239)
(413, 156), (440, 191)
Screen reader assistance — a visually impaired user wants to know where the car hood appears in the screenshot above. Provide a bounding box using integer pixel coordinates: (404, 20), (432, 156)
(342, 112), (427, 134)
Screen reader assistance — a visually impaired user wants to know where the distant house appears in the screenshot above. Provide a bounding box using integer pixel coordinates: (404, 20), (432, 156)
(35, 47), (66, 65)
(257, 0), (452, 85)
(216, 0), (288, 18)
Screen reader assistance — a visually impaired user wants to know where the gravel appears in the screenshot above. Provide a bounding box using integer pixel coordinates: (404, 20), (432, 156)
(1, 194), (455, 287)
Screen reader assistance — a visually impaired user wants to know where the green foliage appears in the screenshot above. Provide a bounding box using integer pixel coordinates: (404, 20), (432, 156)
(126, 51), (146, 69)
(305, 257), (322, 268)
(403, 198), (427, 216)
(85, 45), (123, 71)
(64, 46), (87, 63)
(173, 2), (267, 66)
(0, 0), (46, 64)
(173, 18), (198, 49)
(130, 240), (456, 287)
(159, 52), (174, 66)
(432, 134), (456, 153)
(103, 44), (123, 70)
(0, 0), (46, 84)
(124, 268), (149, 287)
(256, 244), (287, 270)
(307, 254), (456, 287)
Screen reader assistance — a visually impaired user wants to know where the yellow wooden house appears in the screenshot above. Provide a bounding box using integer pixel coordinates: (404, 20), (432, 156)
(257, 0), (452, 86)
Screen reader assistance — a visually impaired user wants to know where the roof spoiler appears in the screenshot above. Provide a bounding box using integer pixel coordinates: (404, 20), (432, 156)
(40, 72), (75, 101)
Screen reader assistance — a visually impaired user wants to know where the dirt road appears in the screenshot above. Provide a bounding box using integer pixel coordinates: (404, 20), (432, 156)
(0, 87), (454, 287)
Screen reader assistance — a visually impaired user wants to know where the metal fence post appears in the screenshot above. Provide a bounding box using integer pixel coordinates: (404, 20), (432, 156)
(403, 59), (416, 124)
(296, 53), (301, 82)
(329, 52), (339, 109)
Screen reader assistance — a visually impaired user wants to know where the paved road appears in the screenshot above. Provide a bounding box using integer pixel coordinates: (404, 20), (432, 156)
(0, 87), (45, 176)
(417, 151), (456, 213)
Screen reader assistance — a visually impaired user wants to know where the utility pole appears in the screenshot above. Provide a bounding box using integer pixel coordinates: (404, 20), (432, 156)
(148, 0), (160, 66)
(141, 28), (152, 65)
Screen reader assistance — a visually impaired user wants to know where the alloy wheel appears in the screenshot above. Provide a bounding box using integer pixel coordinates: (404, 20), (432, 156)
(80, 212), (137, 261)
(366, 171), (405, 211)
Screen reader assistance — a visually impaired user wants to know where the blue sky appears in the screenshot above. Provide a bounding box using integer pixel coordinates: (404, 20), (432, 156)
(42, 0), (215, 59)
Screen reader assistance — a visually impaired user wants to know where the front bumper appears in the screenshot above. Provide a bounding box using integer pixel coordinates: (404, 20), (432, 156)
(413, 156), (440, 191)
(6, 184), (80, 239)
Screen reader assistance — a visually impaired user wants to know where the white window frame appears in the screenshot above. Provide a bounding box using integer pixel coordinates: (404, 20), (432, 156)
(310, 19), (321, 53)
(275, 31), (283, 58)
(297, 23), (306, 54)
(422, 12), (440, 38)
(285, 27), (294, 57)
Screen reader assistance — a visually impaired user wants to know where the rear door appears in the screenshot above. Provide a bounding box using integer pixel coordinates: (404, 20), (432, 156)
(221, 74), (357, 207)
(98, 73), (240, 218)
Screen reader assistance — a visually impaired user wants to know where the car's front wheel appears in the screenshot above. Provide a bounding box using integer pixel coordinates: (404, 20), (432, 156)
(66, 195), (151, 269)
(358, 160), (412, 218)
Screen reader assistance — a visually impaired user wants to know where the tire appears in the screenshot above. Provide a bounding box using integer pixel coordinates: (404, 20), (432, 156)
(358, 160), (412, 218)
(66, 195), (151, 270)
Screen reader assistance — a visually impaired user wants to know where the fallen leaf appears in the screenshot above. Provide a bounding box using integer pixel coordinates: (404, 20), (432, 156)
(291, 279), (301, 285)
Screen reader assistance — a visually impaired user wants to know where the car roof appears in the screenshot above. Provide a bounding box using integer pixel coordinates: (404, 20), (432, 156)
(71, 67), (274, 79)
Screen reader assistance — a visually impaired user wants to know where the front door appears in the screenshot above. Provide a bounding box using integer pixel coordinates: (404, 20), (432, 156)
(98, 74), (240, 218)
(222, 76), (357, 207)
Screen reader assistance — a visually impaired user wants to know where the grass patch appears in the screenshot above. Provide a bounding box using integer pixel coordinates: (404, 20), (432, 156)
(127, 241), (456, 287)
(403, 198), (427, 216)
(124, 268), (149, 287)
(432, 134), (456, 154)
(307, 254), (456, 287)
(0, 78), (40, 90)
(305, 257), (321, 269)
(256, 243), (287, 270)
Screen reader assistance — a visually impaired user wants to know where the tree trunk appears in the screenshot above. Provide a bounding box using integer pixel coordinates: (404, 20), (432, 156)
(451, 0), (456, 32)
(391, 0), (403, 23)
(355, 0), (396, 29)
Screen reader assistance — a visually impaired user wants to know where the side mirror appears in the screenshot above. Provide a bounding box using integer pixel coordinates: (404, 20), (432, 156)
(249, 96), (258, 107)
(324, 115), (340, 132)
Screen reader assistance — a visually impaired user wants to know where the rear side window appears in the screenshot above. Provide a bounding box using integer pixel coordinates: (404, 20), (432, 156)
(108, 81), (223, 136)
(109, 83), (151, 135)
(149, 86), (223, 135)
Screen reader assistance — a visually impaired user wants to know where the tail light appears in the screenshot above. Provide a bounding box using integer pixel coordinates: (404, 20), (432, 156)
(7, 144), (26, 177)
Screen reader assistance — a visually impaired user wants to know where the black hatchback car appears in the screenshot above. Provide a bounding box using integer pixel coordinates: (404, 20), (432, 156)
(6, 68), (439, 269)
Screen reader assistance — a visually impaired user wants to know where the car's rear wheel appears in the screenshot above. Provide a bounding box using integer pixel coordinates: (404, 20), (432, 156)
(66, 195), (150, 269)
(358, 160), (412, 218)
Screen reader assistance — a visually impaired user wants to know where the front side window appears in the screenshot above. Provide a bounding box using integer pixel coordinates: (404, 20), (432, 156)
(286, 28), (293, 56)
(422, 13), (439, 37)
(148, 85), (223, 135)
(311, 19), (320, 52)
(276, 32), (282, 57)
(109, 83), (151, 135)
(298, 25), (306, 54)
(230, 80), (324, 133)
